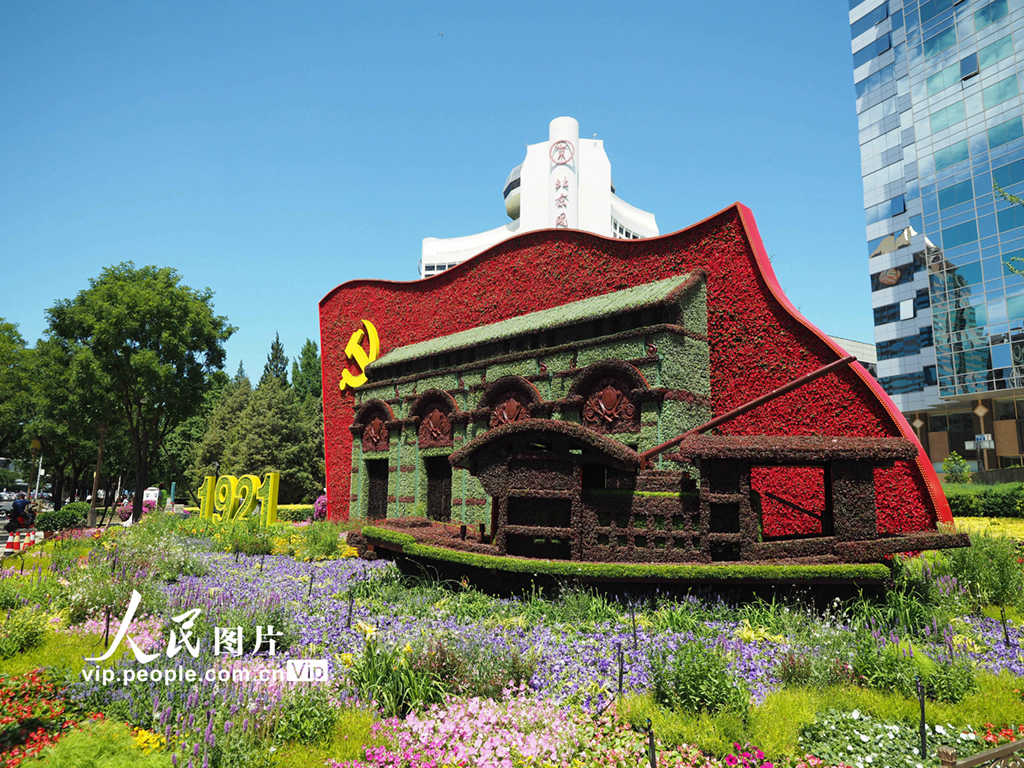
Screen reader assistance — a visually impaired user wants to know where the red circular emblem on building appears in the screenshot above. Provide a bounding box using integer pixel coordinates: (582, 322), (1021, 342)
(549, 140), (574, 165)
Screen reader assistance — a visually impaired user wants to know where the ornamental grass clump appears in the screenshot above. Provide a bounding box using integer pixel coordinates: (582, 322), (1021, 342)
(345, 626), (445, 717)
(0, 607), (47, 659)
(650, 642), (750, 716)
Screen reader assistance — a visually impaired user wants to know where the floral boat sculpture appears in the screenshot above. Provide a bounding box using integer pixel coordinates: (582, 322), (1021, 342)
(342, 270), (967, 586)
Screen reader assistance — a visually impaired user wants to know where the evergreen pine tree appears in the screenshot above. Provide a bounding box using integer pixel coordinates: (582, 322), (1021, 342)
(291, 338), (322, 404)
(260, 332), (289, 387)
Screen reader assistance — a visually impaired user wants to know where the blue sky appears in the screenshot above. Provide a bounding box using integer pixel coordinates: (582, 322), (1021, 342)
(1, 1), (868, 377)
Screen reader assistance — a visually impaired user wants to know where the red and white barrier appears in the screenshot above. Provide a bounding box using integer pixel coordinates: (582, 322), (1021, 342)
(2, 529), (39, 555)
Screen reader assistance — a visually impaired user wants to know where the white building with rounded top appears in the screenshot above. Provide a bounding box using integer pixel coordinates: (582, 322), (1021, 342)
(419, 116), (659, 278)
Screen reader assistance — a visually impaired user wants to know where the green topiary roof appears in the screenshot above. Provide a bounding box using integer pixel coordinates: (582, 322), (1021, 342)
(371, 273), (700, 369)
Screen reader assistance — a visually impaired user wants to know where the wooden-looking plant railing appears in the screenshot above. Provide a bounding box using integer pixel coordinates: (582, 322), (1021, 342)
(938, 739), (1024, 767)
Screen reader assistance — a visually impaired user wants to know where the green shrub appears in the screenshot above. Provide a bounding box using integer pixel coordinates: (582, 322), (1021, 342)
(943, 451), (972, 484)
(295, 522), (345, 561)
(410, 635), (537, 699)
(937, 530), (1024, 608)
(276, 505), (315, 522)
(36, 502), (89, 531)
(34, 720), (173, 768)
(58, 562), (167, 625)
(274, 686), (338, 745)
(649, 642), (749, 716)
(0, 607), (47, 659)
(943, 482), (1024, 518)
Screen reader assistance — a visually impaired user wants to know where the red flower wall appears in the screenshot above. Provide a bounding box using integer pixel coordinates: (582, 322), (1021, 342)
(318, 204), (951, 534)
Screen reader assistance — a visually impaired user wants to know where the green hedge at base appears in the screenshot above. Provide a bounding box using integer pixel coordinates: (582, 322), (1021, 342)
(944, 482), (1024, 518)
(360, 526), (892, 584)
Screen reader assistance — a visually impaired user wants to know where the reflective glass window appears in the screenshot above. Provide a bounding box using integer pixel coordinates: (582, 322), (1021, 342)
(924, 26), (957, 58)
(998, 205), (1024, 232)
(975, 0), (1008, 32)
(939, 179), (974, 208)
(924, 365), (938, 385)
(1007, 292), (1024, 319)
(931, 101), (966, 133)
(935, 140), (970, 170)
(1005, 248), (1024, 274)
(852, 2), (889, 38)
(854, 33), (893, 67)
(856, 63), (895, 97)
(920, 0), (953, 22)
(989, 117), (1024, 148)
(942, 221), (974, 247)
(993, 157), (1024, 187)
(961, 53), (980, 80)
(928, 62), (961, 95)
(984, 75), (1019, 110)
(952, 259), (983, 283)
(979, 35), (1013, 69)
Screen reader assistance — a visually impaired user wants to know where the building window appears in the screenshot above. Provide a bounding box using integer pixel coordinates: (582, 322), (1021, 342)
(900, 298), (915, 320)
(928, 63), (960, 96)
(924, 365), (938, 385)
(851, 2), (888, 39)
(960, 53), (979, 81)
(923, 26), (957, 59)
(975, 0), (1008, 32)
(979, 35), (1013, 69)
(931, 101), (966, 133)
(942, 219), (978, 249)
(935, 140), (969, 171)
(983, 75), (1019, 110)
(988, 117), (1023, 148)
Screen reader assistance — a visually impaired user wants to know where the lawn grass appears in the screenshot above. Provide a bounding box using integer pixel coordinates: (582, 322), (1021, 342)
(1, 627), (132, 676)
(942, 481), (1024, 496)
(272, 709), (381, 767)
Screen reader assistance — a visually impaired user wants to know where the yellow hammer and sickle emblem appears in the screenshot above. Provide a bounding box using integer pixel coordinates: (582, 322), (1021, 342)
(339, 319), (380, 390)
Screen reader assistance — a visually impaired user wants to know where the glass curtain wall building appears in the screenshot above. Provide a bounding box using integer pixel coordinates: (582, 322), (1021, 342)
(850, 0), (1024, 472)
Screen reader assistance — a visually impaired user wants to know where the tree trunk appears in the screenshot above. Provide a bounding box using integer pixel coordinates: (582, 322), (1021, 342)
(52, 465), (66, 511)
(88, 425), (106, 527)
(132, 445), (146, 522)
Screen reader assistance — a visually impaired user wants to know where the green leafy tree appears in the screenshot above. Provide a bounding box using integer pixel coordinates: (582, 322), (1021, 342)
(261, 332), (289, 387)
(291, 338), (322, 404)
(160, 369), (230, 503)
(942, 451), (971, 484)
(48, 262), (234, 520)
(0, 319), (31, 456)
(223, 377), (320, 502)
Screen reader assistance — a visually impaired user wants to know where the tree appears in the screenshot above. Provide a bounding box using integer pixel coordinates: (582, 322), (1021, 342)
(291, 338), (322, 404)
(223, 377), (320, 503)
(261, 332), (289, 387)
(188, 372), (251, 495)
(942, 451), (971, 484)
(48, 262), (234, 520)
(0, 319), (30, 456)
(161, 369), (229, 503)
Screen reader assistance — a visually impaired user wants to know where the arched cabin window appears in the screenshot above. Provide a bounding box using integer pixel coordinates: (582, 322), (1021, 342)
(571, 361), (647, 435)
(480, 376), (540, 429)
